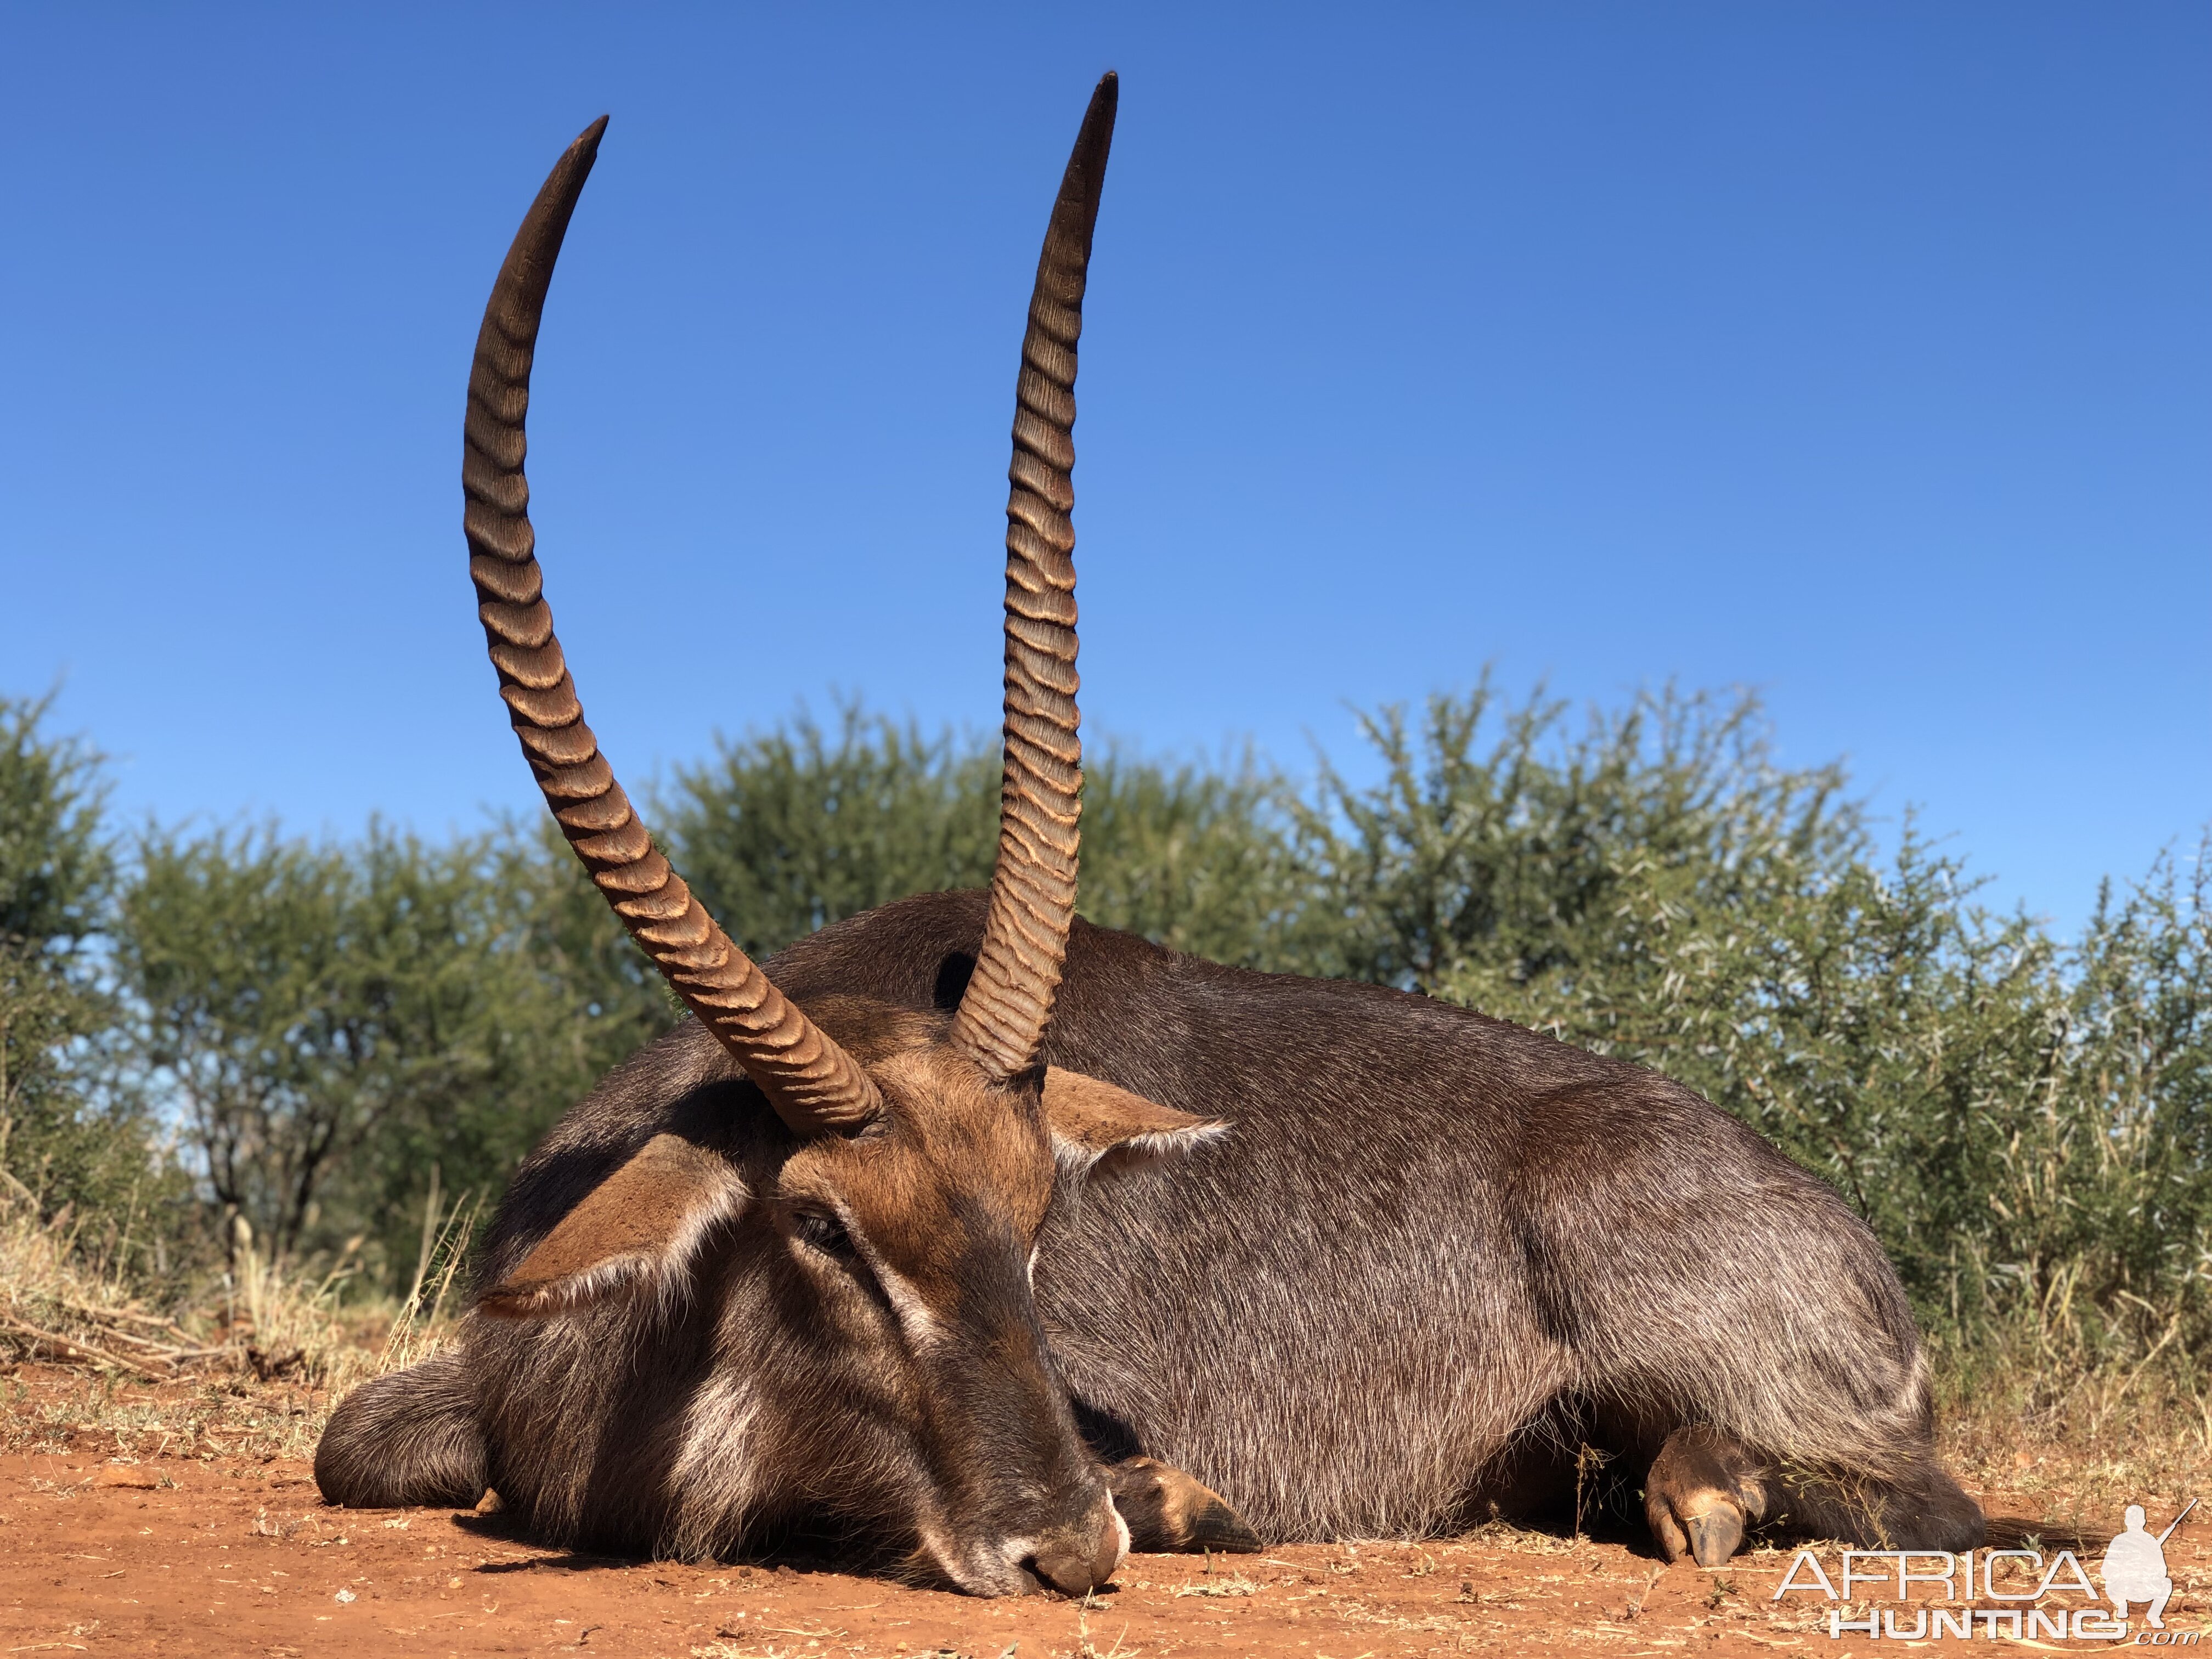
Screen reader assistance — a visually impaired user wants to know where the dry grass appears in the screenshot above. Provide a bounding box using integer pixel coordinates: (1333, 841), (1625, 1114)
(0, 1173), (475, 1463)
(1171, 1571), (1261, 1598)
(379, 1182), (480, 1375)
(2, 1364), (328, 1463)
(0, 1169), (228, 1384)
(1934, 1334), (2212, 1525)
(1, 1171), (382, 1389)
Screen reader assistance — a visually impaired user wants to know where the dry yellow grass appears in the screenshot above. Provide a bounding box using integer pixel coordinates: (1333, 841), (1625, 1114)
(1934, 1336), (2212, 1529)
(0, 1170), (227, 1384)
(0, 1173), (453, 1424)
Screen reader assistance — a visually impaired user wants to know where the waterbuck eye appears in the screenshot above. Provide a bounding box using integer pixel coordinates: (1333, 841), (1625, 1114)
(791, 1209), (854, 1260)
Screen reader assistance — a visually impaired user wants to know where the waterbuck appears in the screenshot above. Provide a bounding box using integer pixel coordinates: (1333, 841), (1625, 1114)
(315, 74), (1986, 1592)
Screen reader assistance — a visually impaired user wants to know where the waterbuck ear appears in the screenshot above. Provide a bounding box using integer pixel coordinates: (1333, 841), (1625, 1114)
(1041, 1067), (1228, 1181)
(479, 1133), (747, 1318)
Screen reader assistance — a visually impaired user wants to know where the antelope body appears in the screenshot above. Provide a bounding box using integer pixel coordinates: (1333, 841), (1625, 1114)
(315, 76), (1985, 1592)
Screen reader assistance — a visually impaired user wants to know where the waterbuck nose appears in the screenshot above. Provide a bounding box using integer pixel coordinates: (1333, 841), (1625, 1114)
(1026, 1496), (1127, 1594)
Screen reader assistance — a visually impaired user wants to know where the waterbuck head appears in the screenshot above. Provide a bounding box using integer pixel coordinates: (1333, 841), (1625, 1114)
(461, 75), (1218, 1594)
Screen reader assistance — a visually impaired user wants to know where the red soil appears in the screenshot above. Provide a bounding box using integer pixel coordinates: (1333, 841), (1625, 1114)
(3, 1369), (2202, 1657)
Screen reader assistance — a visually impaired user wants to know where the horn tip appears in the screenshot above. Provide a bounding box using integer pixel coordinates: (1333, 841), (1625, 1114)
(575, 115), (611, 153)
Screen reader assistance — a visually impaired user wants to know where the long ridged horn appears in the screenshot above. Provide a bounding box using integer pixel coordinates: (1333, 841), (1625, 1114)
(465, 119), (881, 1132)
(948, 73), (1118, 1082)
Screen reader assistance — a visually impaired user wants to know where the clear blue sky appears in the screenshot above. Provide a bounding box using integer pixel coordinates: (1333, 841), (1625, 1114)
(4, 4), (2205, 936)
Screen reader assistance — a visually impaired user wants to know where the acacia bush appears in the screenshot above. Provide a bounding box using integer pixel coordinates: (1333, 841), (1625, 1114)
(661, 701), (1310, 968)
(0, 695), (183, 1254)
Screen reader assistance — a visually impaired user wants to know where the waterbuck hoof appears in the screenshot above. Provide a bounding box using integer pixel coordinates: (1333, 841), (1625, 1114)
(1105, 1455), (1261, 1554)
(1649, 1487), (1747, 1568)
(1644, 1426), (1766, 1567)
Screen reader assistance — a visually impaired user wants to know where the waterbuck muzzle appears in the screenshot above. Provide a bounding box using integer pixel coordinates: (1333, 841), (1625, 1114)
(457, 72), (1222, 1592)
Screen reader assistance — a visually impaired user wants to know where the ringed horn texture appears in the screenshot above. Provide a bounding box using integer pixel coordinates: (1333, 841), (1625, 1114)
(462, 116), (882, 1133)
(947, 71), (1118, 1083)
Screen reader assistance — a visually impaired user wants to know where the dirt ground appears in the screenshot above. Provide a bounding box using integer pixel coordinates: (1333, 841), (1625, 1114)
(3, 1366), (2205, 1657)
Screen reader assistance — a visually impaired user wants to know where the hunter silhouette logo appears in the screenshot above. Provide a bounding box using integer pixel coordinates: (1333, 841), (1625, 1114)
(2106, 1499), (2194, 1629)
(1773, 1498), (2201, 1641)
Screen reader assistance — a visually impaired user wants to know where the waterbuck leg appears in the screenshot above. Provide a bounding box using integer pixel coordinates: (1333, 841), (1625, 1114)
(1643, 1426), (1767, 1568)
(1105, 1456), (1260, 1554)
(315, 1345), (487, 1510)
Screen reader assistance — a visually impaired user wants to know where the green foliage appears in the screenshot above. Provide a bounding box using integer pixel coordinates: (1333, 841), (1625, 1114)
(662, 705), (1000, 958)
(1074, 746), (1315, 969)
(0, 695), (111, 950)
(0, 694), (173, 1231)
(659, 702), (1311, 967)
(111, 821), (667, 1281)
(1287, 676), (1859, 990)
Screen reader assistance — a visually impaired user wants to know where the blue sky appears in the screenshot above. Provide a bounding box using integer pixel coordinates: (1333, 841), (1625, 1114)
(4, 4), (2206, 936)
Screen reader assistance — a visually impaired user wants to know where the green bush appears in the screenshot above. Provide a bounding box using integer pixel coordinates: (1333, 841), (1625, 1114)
(659, 701), (1310, 968)
(111, 820), (668, 1282)
(0, 695), (185, 1259)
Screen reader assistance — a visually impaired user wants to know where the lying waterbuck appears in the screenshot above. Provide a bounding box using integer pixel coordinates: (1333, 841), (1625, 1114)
(316, 74), (1985, 1590)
